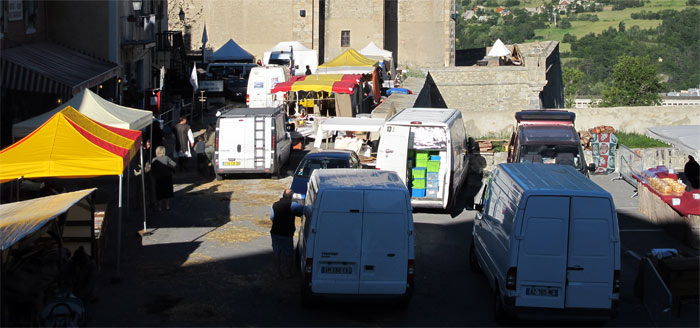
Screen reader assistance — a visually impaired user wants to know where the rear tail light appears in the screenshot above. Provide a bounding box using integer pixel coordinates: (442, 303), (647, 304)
(506, 267), (517, 290)
(246, 94), (249, 104)
(215, 135), (219, 150)
(271, 135), (276, 149)
(613, 270), (621, 293)
(304, 258), (313, 283)
(407, 259), (415, 286)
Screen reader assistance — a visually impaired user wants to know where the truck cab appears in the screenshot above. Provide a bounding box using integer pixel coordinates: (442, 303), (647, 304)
(507, 110), (594, 177)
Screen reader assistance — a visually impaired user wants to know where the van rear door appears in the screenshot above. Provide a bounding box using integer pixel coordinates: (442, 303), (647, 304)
(248, 69), (267, 108)
(516, 196), (568, 309)
(218, 117), (255, 169)
(565, 197), (615, 309)
(312, 189), (363, 294)
(359, 190), (409, 295)
(377, 125), (410, 185)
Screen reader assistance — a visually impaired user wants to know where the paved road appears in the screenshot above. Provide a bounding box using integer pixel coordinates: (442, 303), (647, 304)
(85, 107), (698, 326)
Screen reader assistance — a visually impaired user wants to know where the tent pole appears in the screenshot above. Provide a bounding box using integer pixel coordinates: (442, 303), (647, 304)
(116, 174), (123, 275)
(127, 163), (130, 216)
(140, 147), (147, 233)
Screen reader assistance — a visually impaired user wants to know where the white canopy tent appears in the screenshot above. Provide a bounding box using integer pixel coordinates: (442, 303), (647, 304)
(316, 66), (375, 75)
(12, 88), (153, 140)
(646, 125), (700, 160)
(487, 38), (511, 57)
(359, 41), (394, 79)
(313, 117), (386, 148)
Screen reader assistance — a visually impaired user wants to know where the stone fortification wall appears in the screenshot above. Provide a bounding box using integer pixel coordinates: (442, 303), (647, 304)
(323, 0), (384, 62)
(397, 0), (454, 68)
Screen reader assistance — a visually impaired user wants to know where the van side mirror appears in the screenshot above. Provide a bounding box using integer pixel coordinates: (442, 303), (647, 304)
(286, 123), (296, 132)
(587, 163), (596, 172)
(474, 203), (483, 212)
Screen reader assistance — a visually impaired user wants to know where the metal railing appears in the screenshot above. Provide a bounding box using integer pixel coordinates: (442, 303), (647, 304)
(642, 257), (673, 325)
(121, 14), (156, 45)
(613, 144), (643, 197)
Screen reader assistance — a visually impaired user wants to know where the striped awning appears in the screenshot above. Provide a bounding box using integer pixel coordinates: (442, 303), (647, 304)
(1, 42), (120, 98)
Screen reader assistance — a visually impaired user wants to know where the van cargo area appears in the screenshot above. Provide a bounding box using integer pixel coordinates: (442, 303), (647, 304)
(407, 146), (448, 201)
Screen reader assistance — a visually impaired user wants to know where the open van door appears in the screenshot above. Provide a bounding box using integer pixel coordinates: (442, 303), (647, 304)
(377, 125), (410, 185)
(565, 197), (616, 309)
(516, 196), (569, 309)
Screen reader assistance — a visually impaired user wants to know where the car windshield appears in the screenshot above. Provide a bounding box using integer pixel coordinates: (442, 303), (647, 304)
(519, 144), (583, 170)
(295, 158), (349, 178)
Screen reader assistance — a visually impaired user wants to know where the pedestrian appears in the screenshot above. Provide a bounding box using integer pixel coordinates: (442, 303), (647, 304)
(204, 123), (216, 169)
(270, 189), (303, 278)
(257, 59), (263, 66)
(172, 116), (194, 171)
(194, 134), (207, 176)
(684, 155), (699, 189)
(305, 65), (312, 75)
(151, 145), (176, 211)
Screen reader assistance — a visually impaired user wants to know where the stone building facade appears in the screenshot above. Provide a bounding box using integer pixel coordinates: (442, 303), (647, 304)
(169, 0), (455, 68)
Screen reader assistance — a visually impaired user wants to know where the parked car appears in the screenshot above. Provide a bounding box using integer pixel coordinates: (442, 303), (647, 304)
(471, 163), (620, 322)
(507, 110), (594, 176)
(290, 149), (361, 198)
(204, 63), (257, 101)
(213, 106), (293, 179)
(296, 169), (414, 306)
(376, 107), (470, 211)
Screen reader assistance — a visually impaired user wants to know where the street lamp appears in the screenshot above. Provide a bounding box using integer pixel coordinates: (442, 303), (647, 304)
(179, 7), (185, 21)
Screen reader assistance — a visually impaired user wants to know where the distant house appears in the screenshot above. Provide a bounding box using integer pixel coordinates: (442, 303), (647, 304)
(496, 7), (503, 13)
(478, 15), (490, 22)
(558, 0), (570, 12)
(500, 10), (511, 16)
(524, 7), (538, 15)
(462, 10), (475, 20)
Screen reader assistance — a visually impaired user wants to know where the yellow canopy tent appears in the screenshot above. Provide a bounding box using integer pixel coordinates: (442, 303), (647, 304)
(318, 48), (378, 69)
(0, 106), (145, 274)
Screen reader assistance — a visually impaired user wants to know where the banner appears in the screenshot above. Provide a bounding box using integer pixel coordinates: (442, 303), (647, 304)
(591, 132), (618, 175)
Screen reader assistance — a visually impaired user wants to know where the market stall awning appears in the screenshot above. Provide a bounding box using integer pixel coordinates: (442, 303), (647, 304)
(359, 42), (393, 61)
(12, 88), (152, 139)
(646, 125), (700, 160)
(313, 117), (386, 148)
(0, 106), (138, 182)
(270, 74), (360, 94)
(0, 189), (96, 251)
(319, 48), (378, 68)
(211, 39), (254, 62)
(1, 42), (119, 98)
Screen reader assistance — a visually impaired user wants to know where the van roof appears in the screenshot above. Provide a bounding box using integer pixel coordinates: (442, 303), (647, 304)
(500, 163), (609, 196)
(388, 107), (459, 125)
(218, 106), (283, 117)
(312, 169), (407, 191)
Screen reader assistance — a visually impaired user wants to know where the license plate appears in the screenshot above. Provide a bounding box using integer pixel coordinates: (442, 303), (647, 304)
(223, 161), (240, 166)
(525, 286), (559, 297)
(321, 266), (352, 274)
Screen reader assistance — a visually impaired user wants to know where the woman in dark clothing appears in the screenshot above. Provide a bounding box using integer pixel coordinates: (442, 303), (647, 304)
(151, 145), (176, 211)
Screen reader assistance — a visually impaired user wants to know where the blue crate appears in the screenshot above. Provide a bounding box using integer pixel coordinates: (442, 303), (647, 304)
(426, 172), (439, 181)
(427, 180), (440, 189)
(430, 155), (441, 161)
(426, 188), (439, 198)
(411, 188), (426, 198)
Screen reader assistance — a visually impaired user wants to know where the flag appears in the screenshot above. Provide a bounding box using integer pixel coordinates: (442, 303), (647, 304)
(189, 63), (198, 90)
(159, 66), (166, 90)
(201, 24), (208, 46)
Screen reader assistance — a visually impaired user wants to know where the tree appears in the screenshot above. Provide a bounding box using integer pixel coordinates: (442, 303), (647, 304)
(563, 67), (584, 108)
(558, 19), (572, 29)
(600, 56), (665, 107)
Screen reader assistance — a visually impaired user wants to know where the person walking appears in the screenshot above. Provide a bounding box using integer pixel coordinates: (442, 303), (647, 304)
(194, 135), (207, 176)
(270, 189), (303, 278)
(684, 155), (700, 189)
(172, 116), (194, 170)
(151, 146), (176, 211)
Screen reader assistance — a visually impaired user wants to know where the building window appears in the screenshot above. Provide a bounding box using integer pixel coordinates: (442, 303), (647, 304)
(0, 0), (5, 39)
(341, 30), (350, 47)
(23, 0), (37, 34)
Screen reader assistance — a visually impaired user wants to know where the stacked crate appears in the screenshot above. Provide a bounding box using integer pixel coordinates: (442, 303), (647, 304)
(411, 151), (429, 197)
(426, 155), (440, 198)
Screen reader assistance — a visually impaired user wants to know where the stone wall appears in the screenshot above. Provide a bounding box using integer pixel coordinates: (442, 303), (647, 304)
(322, 0), (384, 62)
(397, 0), (454, 68)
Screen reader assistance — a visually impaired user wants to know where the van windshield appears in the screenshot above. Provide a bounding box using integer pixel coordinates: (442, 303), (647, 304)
(296, 158), (349, 178)
(519, 144), (583, 170)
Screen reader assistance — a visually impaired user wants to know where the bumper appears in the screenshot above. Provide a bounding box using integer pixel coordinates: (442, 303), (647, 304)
(504, 296), (618, 321)
(304, 286), (413, 304)
(216, 167), (272, 174)
(411, 198), (445, 209)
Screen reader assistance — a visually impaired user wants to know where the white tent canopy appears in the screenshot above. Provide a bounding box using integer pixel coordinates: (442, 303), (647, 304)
(313, 117), (386, 148)
(487, 38), (511, 57)
(359, 42), (392, 61)
(316, 66), (375, 75)
(12, 88), (153, 139)
(646, 125), (700, 160)
(211, 39), (255, 62)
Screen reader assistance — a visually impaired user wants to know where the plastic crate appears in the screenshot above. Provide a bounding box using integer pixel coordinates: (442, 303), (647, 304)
(412, 167), (426, 179)
(412, 178), (426, 189)
(427, 180), (440, 189)
(427, 160), (440, 172)
(416, 159), (428, 167)
(426, 172), (439, 181)
(430, 155), (441, 161)
(426, 188), (439, 198)
(411, 188), (426, 198)
(415, 151), (430, 160)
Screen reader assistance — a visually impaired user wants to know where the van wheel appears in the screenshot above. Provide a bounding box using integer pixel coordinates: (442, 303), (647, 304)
(493, 288), (514, 324)
(469, 241), (482, 274)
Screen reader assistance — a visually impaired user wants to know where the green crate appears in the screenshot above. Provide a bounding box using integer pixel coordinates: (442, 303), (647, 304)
(412, 178), (426, 189)
(412, 167), (426, 179)
(415, 151), (429, 160)
(427, 160), (440, 172)
(416, 159), (428, 168)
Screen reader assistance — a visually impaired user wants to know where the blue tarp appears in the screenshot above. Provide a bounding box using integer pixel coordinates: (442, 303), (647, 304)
(211, 39), (254, 62)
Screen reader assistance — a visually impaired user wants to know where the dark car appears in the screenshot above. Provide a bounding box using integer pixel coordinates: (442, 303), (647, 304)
(507, 110), (595, 176)
(290, 149), (361, 198)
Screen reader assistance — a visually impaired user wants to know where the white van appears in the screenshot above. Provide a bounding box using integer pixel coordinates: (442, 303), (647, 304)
(376, 108), (469, 211)
(470, 163), (620, 321)
(214, 106), (292, 179)
(246, 66), (290, 108)
(297, 169), (415, 305)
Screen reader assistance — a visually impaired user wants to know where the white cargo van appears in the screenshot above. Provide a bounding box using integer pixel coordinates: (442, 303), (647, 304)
(297, 169), (415, 305)
(214, 106), (292, 179)
(376, 108), (469, 211)
(246, 66), (290, 108)
(470, 163), (620, 321)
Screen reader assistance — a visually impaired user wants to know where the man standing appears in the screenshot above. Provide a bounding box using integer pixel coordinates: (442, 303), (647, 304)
(684, 155), (700, 189)
(270, 189), (303, 278)
(172, 116), (194, 170)
(305, 65), (312, 75)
